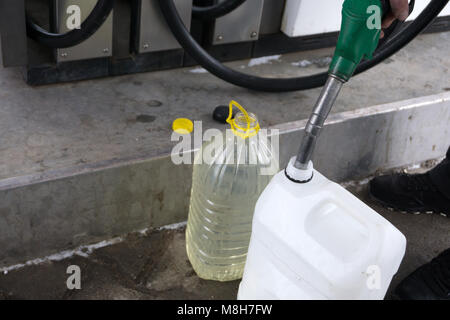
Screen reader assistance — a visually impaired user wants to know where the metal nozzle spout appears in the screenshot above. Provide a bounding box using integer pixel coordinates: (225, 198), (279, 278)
(294, 75), (345, 169)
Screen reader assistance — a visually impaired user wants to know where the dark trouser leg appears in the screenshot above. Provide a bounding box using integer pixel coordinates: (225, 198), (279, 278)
(429, 146), (450, 199)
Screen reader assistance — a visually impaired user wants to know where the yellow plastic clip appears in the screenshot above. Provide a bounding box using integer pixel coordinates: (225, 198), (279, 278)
(226, 100), (260, 139)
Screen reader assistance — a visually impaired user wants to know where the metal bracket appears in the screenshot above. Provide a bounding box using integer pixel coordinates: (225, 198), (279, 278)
(212, 0), (265, 45)
(136, 0), (192, 54)
(54, 0), (113, 63)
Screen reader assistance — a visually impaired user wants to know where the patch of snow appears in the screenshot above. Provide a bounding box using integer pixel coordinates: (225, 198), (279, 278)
(157, 221), (187, 231)
(291, 59), (313, 67)
(292, 56), (332, 68)
(248, 55), (281, 67)
(189, 67), (208, 74)
(0, 222), (187, 274)
(340, 177), (371, 189)
(0, 236), (124, 274)
(405, 163), (421, 171)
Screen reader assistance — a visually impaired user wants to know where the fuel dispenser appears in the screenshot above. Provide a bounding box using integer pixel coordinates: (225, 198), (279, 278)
(0, 0), (448, 86)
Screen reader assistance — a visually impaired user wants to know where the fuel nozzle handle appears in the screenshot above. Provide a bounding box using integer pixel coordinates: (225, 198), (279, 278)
(329, 0), (388, 81)
(293, 0), (387, 172)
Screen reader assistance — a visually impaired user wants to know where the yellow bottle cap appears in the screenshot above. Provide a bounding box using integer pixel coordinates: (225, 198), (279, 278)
(172, 118), (194, 134)
(227, 100), (260, 139)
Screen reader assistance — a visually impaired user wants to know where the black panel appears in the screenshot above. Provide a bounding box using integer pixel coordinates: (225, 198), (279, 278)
(0, 0), (27, 67)
(184, 41), (253, 67)
(110, 49), (184, 76)
(25, 57), (109, 85)
(113, 0), (133, 59)
(253, 32), (339, 58)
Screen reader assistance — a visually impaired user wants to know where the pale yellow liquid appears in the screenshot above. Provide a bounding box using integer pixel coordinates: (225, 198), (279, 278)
(186, 135), (277, 281)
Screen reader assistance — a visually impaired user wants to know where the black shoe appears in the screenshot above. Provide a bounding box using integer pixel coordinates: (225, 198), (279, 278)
(369, 171), (450, 217)
(392, 249), (450, 300)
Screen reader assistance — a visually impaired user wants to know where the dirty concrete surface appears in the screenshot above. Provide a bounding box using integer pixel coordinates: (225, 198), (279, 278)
(0, 166), (448, 300)
(0, 32), (449, 180)
(0, 228), (240, 300)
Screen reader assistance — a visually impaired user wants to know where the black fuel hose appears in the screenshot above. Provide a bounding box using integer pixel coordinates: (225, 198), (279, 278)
(192, 0), (247, 20)
(26, 0), (114, 49)
(159, 0), (448, 92)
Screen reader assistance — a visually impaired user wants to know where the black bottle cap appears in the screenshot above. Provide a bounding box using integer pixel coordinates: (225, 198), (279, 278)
(213, 105), (234, 124)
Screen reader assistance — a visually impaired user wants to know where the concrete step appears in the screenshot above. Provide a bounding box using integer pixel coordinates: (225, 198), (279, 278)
(1, 32), (449, 181)
(1, 172), (449, 300)
(0, 92), (449, 268)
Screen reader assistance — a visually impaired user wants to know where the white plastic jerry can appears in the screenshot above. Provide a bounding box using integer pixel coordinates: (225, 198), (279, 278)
(238, 158), (406, 300)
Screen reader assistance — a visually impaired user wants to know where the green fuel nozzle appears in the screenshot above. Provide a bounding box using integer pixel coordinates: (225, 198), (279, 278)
(330, 0), (385, 81)
(290, 0), (388, 177)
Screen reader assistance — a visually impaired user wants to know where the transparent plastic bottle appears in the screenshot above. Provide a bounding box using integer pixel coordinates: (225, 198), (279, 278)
(186, 101), (279, 281)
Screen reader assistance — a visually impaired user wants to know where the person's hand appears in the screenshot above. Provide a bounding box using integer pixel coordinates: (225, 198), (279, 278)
(381, 0), (410, 38)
